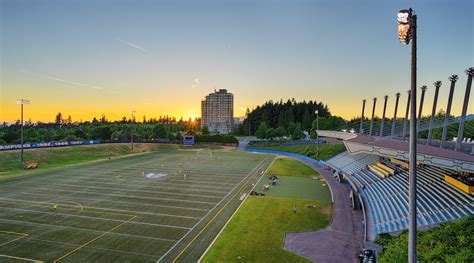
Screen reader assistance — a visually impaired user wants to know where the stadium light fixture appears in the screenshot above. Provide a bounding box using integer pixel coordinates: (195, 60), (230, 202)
(398, 8), (418, 263)
(17, 99), (31, 168)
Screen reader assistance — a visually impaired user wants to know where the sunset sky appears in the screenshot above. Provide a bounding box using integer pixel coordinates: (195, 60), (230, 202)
(1, 0), (473, 123)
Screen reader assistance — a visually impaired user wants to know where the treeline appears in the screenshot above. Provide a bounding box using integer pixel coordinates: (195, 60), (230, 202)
(0, 120), (200, 145)
(235, 98), (346, 139)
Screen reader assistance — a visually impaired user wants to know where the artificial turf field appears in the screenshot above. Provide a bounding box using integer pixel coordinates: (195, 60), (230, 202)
(0, 148), (273, 262)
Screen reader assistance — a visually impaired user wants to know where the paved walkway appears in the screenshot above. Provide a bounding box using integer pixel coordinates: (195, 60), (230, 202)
(283, 156), (364, 263)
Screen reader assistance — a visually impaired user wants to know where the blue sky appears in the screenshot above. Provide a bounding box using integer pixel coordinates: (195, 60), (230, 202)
(1, 0), (473, 121)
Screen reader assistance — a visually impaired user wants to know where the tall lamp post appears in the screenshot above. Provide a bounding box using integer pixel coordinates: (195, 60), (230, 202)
(398, 8), (417, 263)
(131, 110), (136, 152)
(17, 99), (31, 168)
(315, 110), (320, 156)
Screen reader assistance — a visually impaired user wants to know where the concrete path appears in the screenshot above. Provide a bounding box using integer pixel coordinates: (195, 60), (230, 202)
(283, 156), (364, 263)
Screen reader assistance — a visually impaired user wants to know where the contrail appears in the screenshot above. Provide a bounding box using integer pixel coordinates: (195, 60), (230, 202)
(192, 78), (199, 88)
(22, 70), (103, 90)
(117, 38), (148, 52)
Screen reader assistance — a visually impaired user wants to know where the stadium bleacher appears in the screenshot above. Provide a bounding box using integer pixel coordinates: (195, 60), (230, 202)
(327, 151), (474, 240)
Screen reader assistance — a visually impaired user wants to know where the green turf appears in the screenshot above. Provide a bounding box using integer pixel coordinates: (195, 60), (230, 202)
(261, 144), (346, 161)
(266, 158), (319, 177)
(201, 196), (331, 263)
(0, 148), (273, 262)
(202, 156), (332, 262)
(256, 176), (331, 201)
(257, 158), (331, 201)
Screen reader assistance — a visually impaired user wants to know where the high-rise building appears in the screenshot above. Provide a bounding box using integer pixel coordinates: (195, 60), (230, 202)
(201, 89), (234, 134)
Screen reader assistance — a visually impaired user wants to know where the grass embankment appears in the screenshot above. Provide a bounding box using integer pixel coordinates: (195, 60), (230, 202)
(257, 158), (331, 201)
(202, 157), (332, 262)
(0, 143), (177, 177)
(262, 144), (346, 161)
(377, 217), (474, 262)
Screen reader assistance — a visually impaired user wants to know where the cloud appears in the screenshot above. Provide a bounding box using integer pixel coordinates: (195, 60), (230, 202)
(22, 70), (103, 90)
(117, 38), (148, 52)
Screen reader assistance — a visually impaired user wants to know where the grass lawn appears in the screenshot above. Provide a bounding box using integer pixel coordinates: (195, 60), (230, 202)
(256, 176), (331, 201)
(0, 143), (224, 178)
(202, 157), (332, 262)
(266, 158), (319, 177)
(202, 196), (331, 263)
(262, 144), (346, 161)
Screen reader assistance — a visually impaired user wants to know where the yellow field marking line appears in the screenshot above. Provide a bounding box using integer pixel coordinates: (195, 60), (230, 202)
(0, 199), (133, 218)
(0, 230), (28, 247)
(0, 199), (138, 261)
(172, 159), (271, 263)
(0, 253), (44, 262)
(53, 215), (137, 262)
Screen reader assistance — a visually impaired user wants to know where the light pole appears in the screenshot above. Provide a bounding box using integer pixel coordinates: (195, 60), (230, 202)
(315, 110), (320, 156)
(131, 110), (136, 152)
(17, 99), (30, 168)
(398, 8), (417, 263)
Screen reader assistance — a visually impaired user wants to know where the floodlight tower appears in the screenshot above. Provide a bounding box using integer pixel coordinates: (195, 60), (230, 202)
(427, 81), (442, 145)
(131, 110), (136, 152)
(380, 95), (389, 136)
(17, 99), (30, 168)
(455, 68), (474, 151)
(369, 97), (377, 136)
(398, 8), (418, 263)
(391, 93), (401, 138)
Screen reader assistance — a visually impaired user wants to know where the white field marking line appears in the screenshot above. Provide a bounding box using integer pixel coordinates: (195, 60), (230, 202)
(8, 187), (218, 205)
(5, 177), (235, 193)
(156, 158), (266, 263)
(0, 197), (204, 220)
(9, 174), (238, 191)
(22, 236), (164, 258)
(0, 206), (193, 230)
(15, 192), (210, 212)
(0, 254), (43, 262)
(198, 156), (276, 262)
(11, 182), (225, 200)
(0, 218), (181, 243)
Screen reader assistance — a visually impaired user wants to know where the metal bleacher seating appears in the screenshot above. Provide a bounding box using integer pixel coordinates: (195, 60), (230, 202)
(326, 153), (474, 238)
